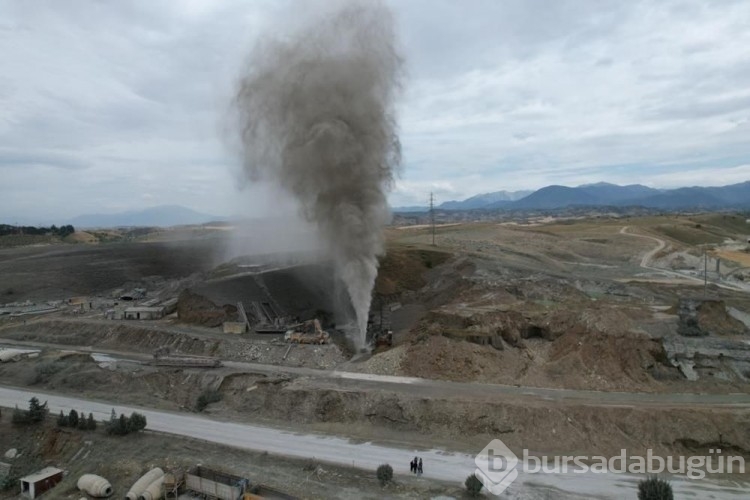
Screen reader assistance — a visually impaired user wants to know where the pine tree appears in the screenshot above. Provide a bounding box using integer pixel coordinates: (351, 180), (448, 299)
(118, 414), (128, 435)
(68, 409), (79, 428)
(28, 398), (48, 423)
(106, 408), (118, 435)
(77, 411), (87, 430)
(56, 410), (67, 427)
(87, 413), (97, 431)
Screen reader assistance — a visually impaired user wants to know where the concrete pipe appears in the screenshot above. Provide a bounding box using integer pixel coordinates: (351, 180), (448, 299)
(125, 468), (163, 500)
(77, 474), (113, 498)
(138, 476), (164, 500)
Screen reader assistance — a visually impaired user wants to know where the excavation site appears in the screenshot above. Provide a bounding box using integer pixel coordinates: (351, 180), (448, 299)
(2, 1), (750, 499)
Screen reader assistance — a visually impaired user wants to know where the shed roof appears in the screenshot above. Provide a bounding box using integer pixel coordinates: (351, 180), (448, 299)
(20, 467), (63, 483)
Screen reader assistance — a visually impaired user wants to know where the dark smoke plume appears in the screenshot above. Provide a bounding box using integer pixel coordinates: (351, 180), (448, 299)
(233, 1), (403, 347)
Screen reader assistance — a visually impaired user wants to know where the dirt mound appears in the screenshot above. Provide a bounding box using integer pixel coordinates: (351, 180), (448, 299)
(64, 231), (99, 244)
(177, 289), (238, 327)
(374, 247), (452, 297)
(0, 352), (133, 393)
(397, 315), (676, 391)
(5, 320), (220, 357)
(402, 335), (527, 383)
(413, 308), (567, 350)
(678, 298), (748, 337)
(350, 345), (407, 375)
(544, 329), (673, 390)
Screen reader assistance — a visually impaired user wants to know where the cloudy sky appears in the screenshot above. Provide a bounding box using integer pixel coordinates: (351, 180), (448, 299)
(1, 0), (749, 221)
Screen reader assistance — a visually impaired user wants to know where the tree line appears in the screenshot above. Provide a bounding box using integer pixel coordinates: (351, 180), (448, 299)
(0, 224), (75, 237)
(9, 397), (147, 436)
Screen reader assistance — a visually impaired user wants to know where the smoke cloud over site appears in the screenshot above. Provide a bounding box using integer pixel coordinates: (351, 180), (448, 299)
(233, 1), (403, 346)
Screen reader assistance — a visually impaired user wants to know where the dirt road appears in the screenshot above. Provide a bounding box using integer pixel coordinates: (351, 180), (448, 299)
(0, 386), (746, 499)
(2, 338), (750, 407)
(619, 226), (749, 292)
(620, 226), (666, 268)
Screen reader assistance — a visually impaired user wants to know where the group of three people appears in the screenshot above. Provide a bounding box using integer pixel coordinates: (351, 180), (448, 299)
(410, 457), (423, 475)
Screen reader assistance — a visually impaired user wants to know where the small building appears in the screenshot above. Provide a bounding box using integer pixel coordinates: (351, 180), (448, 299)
(223, 322), (248, 334)
(20, 467), (63, 498)
(67, 297), (92, 311)
(124, 306), (164, 320)
(105, 307), (125, 320)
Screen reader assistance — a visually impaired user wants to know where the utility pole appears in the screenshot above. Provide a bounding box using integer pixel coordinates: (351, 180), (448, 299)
(429, 192), (436, 246)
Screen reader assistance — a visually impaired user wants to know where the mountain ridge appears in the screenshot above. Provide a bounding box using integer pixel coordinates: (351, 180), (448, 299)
(393, 181), (750, 212)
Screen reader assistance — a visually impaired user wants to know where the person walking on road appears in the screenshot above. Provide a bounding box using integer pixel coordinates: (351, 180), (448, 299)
(410, 457), (415, 473)
(418, 458), (423, 475)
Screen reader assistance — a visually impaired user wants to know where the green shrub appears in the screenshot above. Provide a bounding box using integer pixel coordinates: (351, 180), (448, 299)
(106, 409), (147, 435)
(376, 464), (393, 486)
(638, 476), (674, 500)
(465, 473), (483, 497)
(128, 412), (147, 432)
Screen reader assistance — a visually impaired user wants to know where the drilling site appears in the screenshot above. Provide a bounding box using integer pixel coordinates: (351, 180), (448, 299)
(2, 212), (750, 499)
(2, 1), (750, 499)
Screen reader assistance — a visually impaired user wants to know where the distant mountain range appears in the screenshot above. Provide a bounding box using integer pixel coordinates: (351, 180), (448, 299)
(439, 190), (533, 210)
(69, 205), (224, 228)
(394, 181), (750, 212)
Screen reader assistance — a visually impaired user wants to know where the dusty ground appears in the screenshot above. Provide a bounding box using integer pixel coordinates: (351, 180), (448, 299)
(367, 216), (750, 392)
(0, 413), (468, 500)
(1, 352), (749, 464)
(0, 239), (220, 302)
(0, 319), (346, 370)
(2, 213), (750, 496)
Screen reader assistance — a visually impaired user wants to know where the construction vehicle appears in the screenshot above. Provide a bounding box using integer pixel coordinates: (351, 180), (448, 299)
(284, 319), (330, 345)
(372, 328), (393, 348)
(366, 299), (396, 348)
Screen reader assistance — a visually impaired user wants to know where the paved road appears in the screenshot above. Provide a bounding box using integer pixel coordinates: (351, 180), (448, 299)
(0, 386), (746, 499)
(2, 339), (750, 408)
